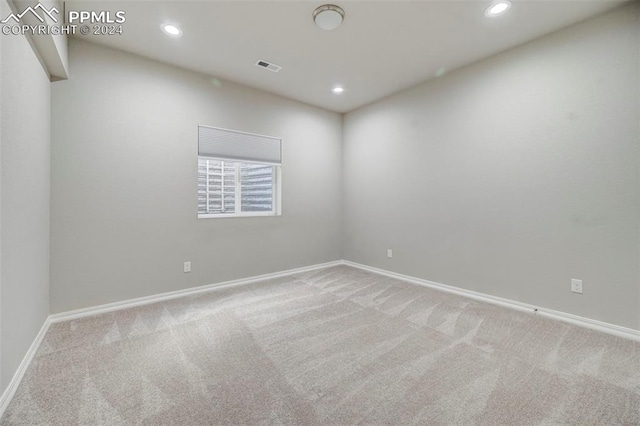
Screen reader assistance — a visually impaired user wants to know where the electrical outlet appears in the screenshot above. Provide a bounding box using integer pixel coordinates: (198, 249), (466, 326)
(571, 279), (582, 294)
(387, 249), (393, 259)
(184, 261), (191, 273)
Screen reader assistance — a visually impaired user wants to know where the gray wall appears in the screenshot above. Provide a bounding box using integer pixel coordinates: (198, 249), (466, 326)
(343, 4), (640, 329)
(50, 39), (343, 313)
(0, 0), (51, 391)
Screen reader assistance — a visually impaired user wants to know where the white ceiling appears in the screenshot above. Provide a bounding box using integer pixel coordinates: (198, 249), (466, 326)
(68, 0), (627, 113)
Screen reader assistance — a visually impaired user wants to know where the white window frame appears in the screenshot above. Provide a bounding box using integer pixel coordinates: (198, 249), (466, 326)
(198, 157), (282, 219)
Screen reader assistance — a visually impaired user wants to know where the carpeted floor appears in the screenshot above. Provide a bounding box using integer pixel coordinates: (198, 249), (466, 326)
(2, 265), (640, 425)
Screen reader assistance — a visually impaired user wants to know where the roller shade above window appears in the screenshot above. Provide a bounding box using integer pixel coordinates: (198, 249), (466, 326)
(198, 125), (282, 165)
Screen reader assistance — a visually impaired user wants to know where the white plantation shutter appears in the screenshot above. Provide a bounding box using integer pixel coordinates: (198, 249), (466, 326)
(197, 159), (236, 214)
(197, 125), (280, 217)
(198, 125), (281, 165)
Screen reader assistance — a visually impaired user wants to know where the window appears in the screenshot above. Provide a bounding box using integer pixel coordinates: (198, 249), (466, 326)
(197, 159), (277, 216)
(197, 126), (281, 218)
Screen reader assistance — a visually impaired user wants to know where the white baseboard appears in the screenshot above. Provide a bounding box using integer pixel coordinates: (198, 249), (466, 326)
(49, 260), (343, 323)
(342, 260), (640, 343)
(0, 318), (51, 418)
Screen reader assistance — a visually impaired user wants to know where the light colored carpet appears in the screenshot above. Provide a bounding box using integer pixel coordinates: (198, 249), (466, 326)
(2, 265), (640, 425)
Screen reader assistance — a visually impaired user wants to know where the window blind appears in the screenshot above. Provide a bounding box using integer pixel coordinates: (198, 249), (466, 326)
(198, 125), (281, 165)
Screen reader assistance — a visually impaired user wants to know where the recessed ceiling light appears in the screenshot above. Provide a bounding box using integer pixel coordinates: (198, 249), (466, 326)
(314, 4), (345, 31)
(332, 86), (344, 94)
(161, 24), (182, 37)
(484, 1), (511, 17)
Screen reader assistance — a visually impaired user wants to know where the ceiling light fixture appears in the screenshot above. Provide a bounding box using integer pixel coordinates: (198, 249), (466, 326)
(484, 1), (511, 17)
(332, 86), (344, 94)
(313, 4), (345, 31)
(161, 24), (182, 37)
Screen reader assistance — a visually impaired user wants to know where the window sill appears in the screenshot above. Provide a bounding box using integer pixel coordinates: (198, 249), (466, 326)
(198, 212), (280, 219)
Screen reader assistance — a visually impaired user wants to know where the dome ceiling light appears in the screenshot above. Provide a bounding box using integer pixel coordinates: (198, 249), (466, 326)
(313, 4), (345, 31)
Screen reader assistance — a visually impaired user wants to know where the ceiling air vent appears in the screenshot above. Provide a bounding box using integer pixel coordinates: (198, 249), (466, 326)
(255, 59), (282, 73)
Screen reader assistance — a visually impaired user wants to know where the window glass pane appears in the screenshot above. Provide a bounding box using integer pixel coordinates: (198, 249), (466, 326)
(240, 163), (273, 212)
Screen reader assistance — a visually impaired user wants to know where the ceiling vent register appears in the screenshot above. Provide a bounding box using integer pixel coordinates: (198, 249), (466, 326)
(255, 60), (282, 72)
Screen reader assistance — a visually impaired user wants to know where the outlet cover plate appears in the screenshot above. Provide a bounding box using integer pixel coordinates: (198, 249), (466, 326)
(571, 279), (582, 294)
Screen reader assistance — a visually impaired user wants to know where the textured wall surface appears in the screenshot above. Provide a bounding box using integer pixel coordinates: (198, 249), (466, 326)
(0, 0), (51, 392)
(51, 39), (343, 313)
(343, 4), (640, 329)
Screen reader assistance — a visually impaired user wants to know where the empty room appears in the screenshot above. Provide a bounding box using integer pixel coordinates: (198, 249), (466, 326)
(1, 0), (639, 423)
